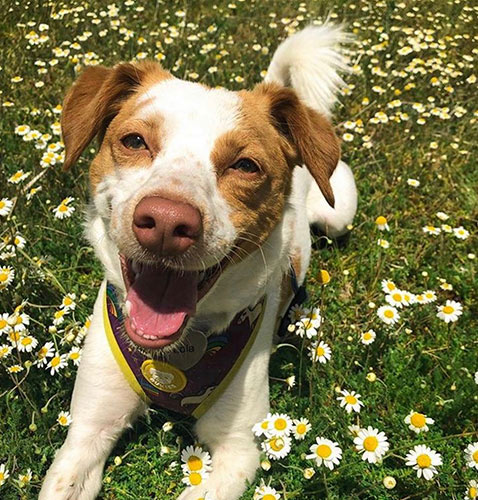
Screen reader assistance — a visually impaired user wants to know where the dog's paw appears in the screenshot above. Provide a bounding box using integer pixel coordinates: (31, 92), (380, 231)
(39, 456), (103, 500)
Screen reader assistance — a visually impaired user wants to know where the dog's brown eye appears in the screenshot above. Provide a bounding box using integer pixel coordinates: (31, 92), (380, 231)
(229, 158), (259, 174)
(122, 134), (147, 150)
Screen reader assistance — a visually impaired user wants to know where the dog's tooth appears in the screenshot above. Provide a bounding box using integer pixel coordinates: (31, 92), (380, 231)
(125, 300), (132, 315)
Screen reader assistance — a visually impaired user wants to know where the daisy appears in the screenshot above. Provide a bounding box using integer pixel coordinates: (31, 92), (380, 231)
(292, 418), (311, 440)
(464, 442), (478, 470)
(253, 481), (280, 500)
(0, 198), (13, 217)
(46, 352), (67, 375)
(436, 211), (449, 221)
(401, 290), (416, 306)
(407, 178), (420, 187)
(295, 317), (319, 339)
(261, 435), (292, 460)
(35, 341), (55, 365)
(306, 437), (342, 470)
(386, 289), (406, 308)
(8, 169), (30, 184)
(252, 413), (272, 438)
(354, 426), (389, 463)
(18, 468), (32, 485)
(441, 224), (453, 233)
(61, 293), (77, 310)
(453, 226), (470, 240)
(465, 480), (478, 500)
(57, 410), (73, 427)
(375, 216), (389, 231)
(0, 266), (15, 289)
(12, 312), (29, 332)
(404, 411), (434, 433)
(422, 225), (441, 236)
(288, 304), (309, 323)
(0, 344), (13, 360)
(436, 300), (463, 323)
(0, 463), (10, 486)
(309, 306), (322, 324)
(405, 445), (442, 480)
(361, 329), (376, 345)
(181, 470), (208, 487)
(7, 330), (21, 345)
(377, 238), (390, 249)
(17, 334), (39, 353)
(53, 308), (69, 325)
(381, 279), (397, 294)
(267, 413), (293, 437)
(181, 445), (212, 475)
(52, 197), (75, 219)
(377, 305), (400, 325)
(68, 346), (82, 366)
(422, 290), (437, 303)
(7, 364), (24, 373)
(337, 390), (364, 413)
(308, 340), (331, 363)
(348, 424), (361, 437)
(0, 313), (11, 334)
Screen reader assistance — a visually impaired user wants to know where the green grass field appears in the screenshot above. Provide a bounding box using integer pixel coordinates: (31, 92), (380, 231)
(1, 0), (477, 498)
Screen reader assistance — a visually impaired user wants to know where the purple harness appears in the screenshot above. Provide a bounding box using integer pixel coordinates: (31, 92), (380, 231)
(104, 273), (305, 419)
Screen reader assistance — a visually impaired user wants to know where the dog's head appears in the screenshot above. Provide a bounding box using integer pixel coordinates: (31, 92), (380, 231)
(62, 61), (339, 349)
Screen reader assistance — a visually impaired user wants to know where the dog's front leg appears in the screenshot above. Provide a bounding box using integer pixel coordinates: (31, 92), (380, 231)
(178, 307), (276, 500)
(40, 282), (147, 500)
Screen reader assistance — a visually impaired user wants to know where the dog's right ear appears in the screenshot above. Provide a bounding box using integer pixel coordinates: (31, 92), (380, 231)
(61, 62), (168, 170)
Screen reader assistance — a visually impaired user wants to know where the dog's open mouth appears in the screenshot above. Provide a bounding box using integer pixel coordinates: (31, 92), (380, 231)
(119, 255), (222, 349)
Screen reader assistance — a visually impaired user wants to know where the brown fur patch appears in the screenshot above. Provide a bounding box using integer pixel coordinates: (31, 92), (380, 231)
(61, 61), (172, 173)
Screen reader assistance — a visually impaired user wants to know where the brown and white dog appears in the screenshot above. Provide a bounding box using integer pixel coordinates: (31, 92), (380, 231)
(39, 24), (357, 500)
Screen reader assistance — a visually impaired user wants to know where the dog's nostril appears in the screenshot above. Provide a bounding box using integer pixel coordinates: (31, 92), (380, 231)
(173, 224), (195, 239)
(135, 215), (156, 230)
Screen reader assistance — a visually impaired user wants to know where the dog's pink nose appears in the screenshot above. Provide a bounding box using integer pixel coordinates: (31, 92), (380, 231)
(132, 196), (202, 256)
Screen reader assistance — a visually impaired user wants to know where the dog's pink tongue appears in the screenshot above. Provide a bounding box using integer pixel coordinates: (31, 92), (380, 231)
(126, 267), (198, 338)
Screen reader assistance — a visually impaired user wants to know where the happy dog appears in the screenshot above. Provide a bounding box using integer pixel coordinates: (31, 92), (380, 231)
(40, 24), (357, 500)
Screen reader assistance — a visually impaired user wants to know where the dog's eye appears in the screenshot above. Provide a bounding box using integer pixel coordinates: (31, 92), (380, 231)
(229, 158), (259, 174)
(122, 134), (147, 150)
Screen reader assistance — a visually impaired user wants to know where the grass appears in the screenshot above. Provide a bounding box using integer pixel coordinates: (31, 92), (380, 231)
(0, 0), (477, 498)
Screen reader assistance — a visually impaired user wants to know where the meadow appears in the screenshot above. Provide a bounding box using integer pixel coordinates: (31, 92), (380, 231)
(0, 0), (477, 498)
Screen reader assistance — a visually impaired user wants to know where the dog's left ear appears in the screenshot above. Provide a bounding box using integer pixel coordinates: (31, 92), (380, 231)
(254, 82), (340, 207)
(61, 62), (170, 170)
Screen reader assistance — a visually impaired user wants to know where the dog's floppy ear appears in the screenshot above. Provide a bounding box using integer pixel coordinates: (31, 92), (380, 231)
(61, 62), (167, 170)
(254, 82), (339, 207)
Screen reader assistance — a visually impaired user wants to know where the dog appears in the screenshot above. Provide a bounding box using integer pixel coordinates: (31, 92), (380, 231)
(39, 23), (357, 500)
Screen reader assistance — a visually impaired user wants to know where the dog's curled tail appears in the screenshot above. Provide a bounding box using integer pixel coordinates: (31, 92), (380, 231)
(264, 23), (349, 116)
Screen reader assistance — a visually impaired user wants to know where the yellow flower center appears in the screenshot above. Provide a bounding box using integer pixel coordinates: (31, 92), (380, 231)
(63, 297), (73, 305)
(384, 310), (394, 318)
(363, 436), (378, 452)
(187, 455), (203, 471)
(410, 413), (426, 428)
(269, 437), (284, 452)
(425, 292), (434, 299)
(21, 337), (32, 346)
(345, 395), (357, 405)
(443, 305), (454, 314)
(316, 346), (325, 357)
(0, 273), (8, 282)
(416, 454), (431, 468)
(363, 332), (372, 341)
(16, 316), (23, 325)
(55, 310), (65, 319)
(38, 348), (47, 359)
(274, 418), (287, 431)
(59, 416), (67, 425)
(51, 357), (60, 367)
(70, 352), (79, 360)
(59, 204), (68, 212)
(473, 450), (478, 462)
(316, 444), (332, 458)
(263, 495), (276, 500)
(0, 201), (4, 209)
(0, 472), (4, 481)
(376, 216), (387, 225)
(392, 293), (402, 301)
(469, 487), (477, 498)
(318, 269), (330, 284)
(189, 472), (202, 485)
(296, 423), (307, 435)
(0, 318), (7, 329)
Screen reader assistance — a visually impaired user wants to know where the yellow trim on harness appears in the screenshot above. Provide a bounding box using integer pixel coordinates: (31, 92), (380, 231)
(191, 297), (267, 419)
(103, 288), (151, 405)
